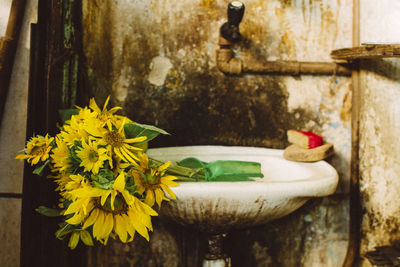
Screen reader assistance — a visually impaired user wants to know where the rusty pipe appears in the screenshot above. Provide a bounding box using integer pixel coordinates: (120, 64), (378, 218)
(242, 58), (351, 76)
(217, 1), (351, 76)
(216, 40), (351, 76)
(216, 48), (242, 75)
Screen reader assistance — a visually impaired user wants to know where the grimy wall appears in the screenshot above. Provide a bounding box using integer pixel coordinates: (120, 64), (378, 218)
(82, 1), (352, 266)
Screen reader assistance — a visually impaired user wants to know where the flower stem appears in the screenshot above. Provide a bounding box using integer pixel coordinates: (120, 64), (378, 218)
(149, 158), (205, 181)
(173, 175), (199, 182)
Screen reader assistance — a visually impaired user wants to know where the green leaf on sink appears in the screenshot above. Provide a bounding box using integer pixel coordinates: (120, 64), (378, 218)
(177, 157), (206, 169)
(177, 158), (263, 182)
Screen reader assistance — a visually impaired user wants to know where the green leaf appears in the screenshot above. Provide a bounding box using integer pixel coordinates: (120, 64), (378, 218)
(32, 159), (51, 176)
(59, 109), (79, 123)
(55, 223), (74, 239)
(205, 161), (263, 182)
(124, 123), (169, 143)
(178, 157), (206, 169)
(92, 169), (115, 189)
(178, 158), (263, 182)
(36, 206), (62, 217)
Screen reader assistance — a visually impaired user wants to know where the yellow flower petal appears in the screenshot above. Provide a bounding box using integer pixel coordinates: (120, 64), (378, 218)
(64, 199), (85, 215)
(125, 136), (147, 143)
(160, 176), (180, 187)
(141, 213), (153, 232)
(157, 161), (171, 172)
(113, 147), (125, 161)
(144, 190), (155, 207)
(80, 230), (94, 246)
(155, 189), (164, 208)
(160, 184), (177, 199)
(114, 215), (128, 243)
(102, 213), (114, 238)
(113, 172), (125, 192)
(68, 232), (80, 249)
(89, 97), (101, 113)
(102, 96), (111, 112)
(15, 154), (28, 160)
(121, 191), (135, 206)
(93, 211), (105, 239)
(127, 210), (149, 241)
(136, 199), (158, 217)
(82, 208), (99, 229)
(110, 191), (117, 210)
(122, 214), (135, 242)
(100, 190), (112, 206)
(66, 211), (84, 225)
(120, 147), (139, 163)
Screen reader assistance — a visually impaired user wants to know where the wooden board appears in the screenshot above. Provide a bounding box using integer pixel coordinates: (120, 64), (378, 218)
(331, 44), (400, 60)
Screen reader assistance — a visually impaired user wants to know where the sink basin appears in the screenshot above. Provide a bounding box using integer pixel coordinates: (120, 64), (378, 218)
(146, 145), (339, 233)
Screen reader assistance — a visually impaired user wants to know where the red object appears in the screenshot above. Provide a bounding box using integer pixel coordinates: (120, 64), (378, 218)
(298, 131), (323, 148)
(287, 130), (324, 149)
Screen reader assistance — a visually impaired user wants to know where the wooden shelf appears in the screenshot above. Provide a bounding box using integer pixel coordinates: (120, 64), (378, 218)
(331, 44), (400, 60)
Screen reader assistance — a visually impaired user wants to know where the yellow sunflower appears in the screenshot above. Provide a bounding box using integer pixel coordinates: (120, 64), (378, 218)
(63, 174), (89, 196)
(64, 172), (157, 244)
(89, 96), (127, 126)
(50, 136), (71, 172)
(76, 139), (110, 174)
(49, 171), (70, 193)
(16, 134), (54, 165)
(60, 115), (89, 147)
(130, 152), (179, 208)
(85, 119), (146, 165)
(73, 105), (95, 124)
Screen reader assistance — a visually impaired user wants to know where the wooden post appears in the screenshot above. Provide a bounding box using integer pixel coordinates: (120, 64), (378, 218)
(342, 0), (361, 266)
(20, 0), (86, 266)
(0, 0), (27, 128)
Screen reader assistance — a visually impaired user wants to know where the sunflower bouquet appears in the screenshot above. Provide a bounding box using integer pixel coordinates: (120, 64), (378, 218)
(16, 96), (263, 249)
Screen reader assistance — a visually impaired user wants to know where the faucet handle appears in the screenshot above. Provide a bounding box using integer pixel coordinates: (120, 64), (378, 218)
(227, 1), (245, 26)
(220, 1), (245, 43)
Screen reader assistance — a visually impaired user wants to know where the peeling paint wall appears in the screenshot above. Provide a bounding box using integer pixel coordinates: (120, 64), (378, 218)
(358, 1), (400, 266)
(359, 59), (400, 266)
(82, 0), (352, 266)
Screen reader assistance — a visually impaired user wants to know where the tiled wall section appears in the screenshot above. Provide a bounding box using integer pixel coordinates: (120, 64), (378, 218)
(0, 0), (37, 266)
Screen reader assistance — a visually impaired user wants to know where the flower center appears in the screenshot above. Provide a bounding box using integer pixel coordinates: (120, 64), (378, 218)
(99, 194), (127, 214)
(104, 131), (124, 148)
(88, 150), (99, 162)
(29, 145), (46, 156)
(145, 172), (160, 185)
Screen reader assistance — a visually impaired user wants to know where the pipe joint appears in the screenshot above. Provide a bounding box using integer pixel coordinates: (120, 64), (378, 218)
(216, 48), (242, 75)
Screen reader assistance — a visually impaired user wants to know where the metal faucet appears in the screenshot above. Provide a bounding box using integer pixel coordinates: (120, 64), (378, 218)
(220, 1), (245, 43)
(216, 1), (351, 76)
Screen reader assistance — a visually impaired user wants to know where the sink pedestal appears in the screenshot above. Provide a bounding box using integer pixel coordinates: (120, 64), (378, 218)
(203, 234), (231, 267)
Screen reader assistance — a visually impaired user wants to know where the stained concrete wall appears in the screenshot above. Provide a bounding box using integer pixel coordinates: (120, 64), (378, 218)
(0, 0), (37, 266)
(82, 1), (352, 266)
(358, 2), (400, 265)
(358, 59), (400, 266)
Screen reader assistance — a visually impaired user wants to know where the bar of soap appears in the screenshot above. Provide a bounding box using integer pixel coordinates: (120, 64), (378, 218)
(287, 130), (323, 149)
(283, 143), (334, 162)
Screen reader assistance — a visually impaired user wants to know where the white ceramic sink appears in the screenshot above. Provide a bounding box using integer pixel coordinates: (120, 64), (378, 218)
(147, 146), (339, 233)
